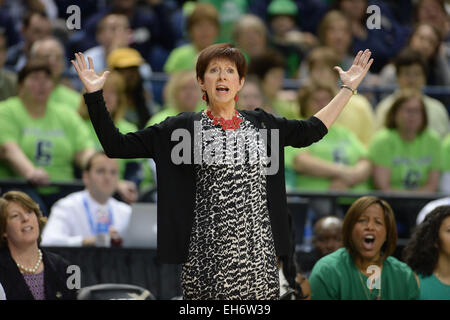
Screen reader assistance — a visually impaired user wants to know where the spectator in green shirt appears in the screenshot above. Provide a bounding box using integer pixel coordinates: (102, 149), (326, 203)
(0, 60), (95, 215)
(369, 90), (441, 193)
(404, 205), (450, 300)
(30, 37), (82, 111)
(309, 196), (420, 300)
(163, 3), (219, 73)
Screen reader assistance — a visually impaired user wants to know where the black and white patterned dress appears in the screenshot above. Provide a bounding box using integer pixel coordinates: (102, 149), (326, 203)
(181, 111), (279, 300)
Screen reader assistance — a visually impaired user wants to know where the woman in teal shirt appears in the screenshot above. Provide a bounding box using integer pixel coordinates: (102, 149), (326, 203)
(309, 196), (420, 300)
(404, 205), (450, 299)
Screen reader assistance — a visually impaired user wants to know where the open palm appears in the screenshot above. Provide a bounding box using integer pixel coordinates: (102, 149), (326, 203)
(71, 52), (110, 93)
(334, 49), (373, 90)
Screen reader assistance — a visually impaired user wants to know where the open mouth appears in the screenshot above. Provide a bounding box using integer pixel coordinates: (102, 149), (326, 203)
(362, 235), (376, 250)
(216, 85), (229, 93)
(22, 226), (33, 233)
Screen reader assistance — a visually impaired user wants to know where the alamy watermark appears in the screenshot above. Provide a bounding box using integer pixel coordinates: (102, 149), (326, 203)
(366, 5), (381, 30)
(170, 121), (280, 175)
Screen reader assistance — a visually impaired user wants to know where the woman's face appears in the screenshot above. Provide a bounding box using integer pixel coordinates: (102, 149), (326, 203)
(409, 25), (440, 60)
(395, 97), (424, 135)
(310, 62), (337, 86)
(3, 202), (40, 248)
(198, 58), (244, 108)
(438, 216), (450, 257)
(175, 78), (200, 112)
(324, 19), (352, 55)
(238, 81), (264, 111)
(190, 19), (219, 51)
(20, 70), (53, 104)
(237, 27), (267, 56)
(351, 203), (387, 263)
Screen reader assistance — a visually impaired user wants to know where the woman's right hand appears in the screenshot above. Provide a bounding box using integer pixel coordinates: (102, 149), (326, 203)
(71, 52), (110, 93)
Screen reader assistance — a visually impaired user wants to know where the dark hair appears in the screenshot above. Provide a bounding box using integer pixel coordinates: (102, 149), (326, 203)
(196, 43), (246, 104)
(403, 205), (450, 276)
(385, 90), (428, 133)
(247, 49), (285, 80)
(342, 196), (397, 262)
(0, 191), (47, 248)
(18, 60), (52, 84)
(394, 48), (428, 77)
(84, 151), (109, 172)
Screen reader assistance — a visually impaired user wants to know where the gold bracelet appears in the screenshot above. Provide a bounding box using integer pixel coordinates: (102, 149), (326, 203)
(341, 84), (357, 95)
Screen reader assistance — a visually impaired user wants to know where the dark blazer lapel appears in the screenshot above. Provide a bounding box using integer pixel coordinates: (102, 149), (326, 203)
(0, 248), (35, 300)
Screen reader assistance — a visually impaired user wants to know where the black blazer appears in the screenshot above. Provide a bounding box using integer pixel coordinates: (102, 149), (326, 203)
(85, 90), (328, 264)
(0, 247), (76, 300)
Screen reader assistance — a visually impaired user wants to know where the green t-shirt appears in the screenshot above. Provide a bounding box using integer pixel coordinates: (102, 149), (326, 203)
(442, 135), (450, 171)
(419, 274), (450, 300)
(0, 96), (93, 191)
(163, 44), (198, 73)
(309, 248), (420, 300)
(284, 125), (369, 191)
(368, 128), (441, 190)
(49, 84), (82, 111)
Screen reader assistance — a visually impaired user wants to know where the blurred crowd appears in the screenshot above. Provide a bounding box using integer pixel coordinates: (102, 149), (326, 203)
(0, 0), (449, 216)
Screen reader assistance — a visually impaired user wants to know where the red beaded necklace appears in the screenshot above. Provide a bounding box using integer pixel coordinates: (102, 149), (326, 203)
(206, 109), (243, 130)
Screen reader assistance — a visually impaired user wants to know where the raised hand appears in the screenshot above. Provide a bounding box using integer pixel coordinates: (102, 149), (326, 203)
(334, 49), (373, 90)
(71, 52), (110, 93)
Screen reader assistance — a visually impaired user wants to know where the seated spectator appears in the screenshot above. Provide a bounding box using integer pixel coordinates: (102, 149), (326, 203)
(374, 48), (449, 138)
(0, 29), (17, 102)
(306, 47), (375, 145)
(200, 0), (247, 43)
(309, 196), (420, 300)
(82, 13), (132, 74)
(416, 138), (450, 220)
(232, 14), (270, 62)
(236, 75), (268, 112)
(41, 152), (131, 247)
(5, 11), (52, 72)
(266, 0), (316, 78)
(107, 47), (155, 129)
(285, 83), (371, 193)
(76, 0), (175, 69)
(0, 190), (76, 300)
(146, 70), (202, 126)
(379, 23), (450, 87)
(297, 216), (343, 276)
(0, 61), (95, 215)
(164, 2), (219, 73)
(414, 0), (450, 65)
(299, 10), (353, 81)
(248, 50), (299, 119)
(369, 91), (441, 193)
(30, 37), (81, 111)
(404, 205), (450, 300)
(334, 0), (409, 73)
(78, 71), (141, 204)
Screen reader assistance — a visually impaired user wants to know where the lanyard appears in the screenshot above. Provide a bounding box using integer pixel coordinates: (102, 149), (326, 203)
(82, 196), (114, 235)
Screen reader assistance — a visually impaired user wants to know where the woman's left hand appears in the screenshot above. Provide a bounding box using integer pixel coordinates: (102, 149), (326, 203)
(334, 49), (374, 90)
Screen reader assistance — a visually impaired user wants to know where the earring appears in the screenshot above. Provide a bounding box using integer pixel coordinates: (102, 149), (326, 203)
(234, 95), (239, 102)
(202, 93), (207, 101)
